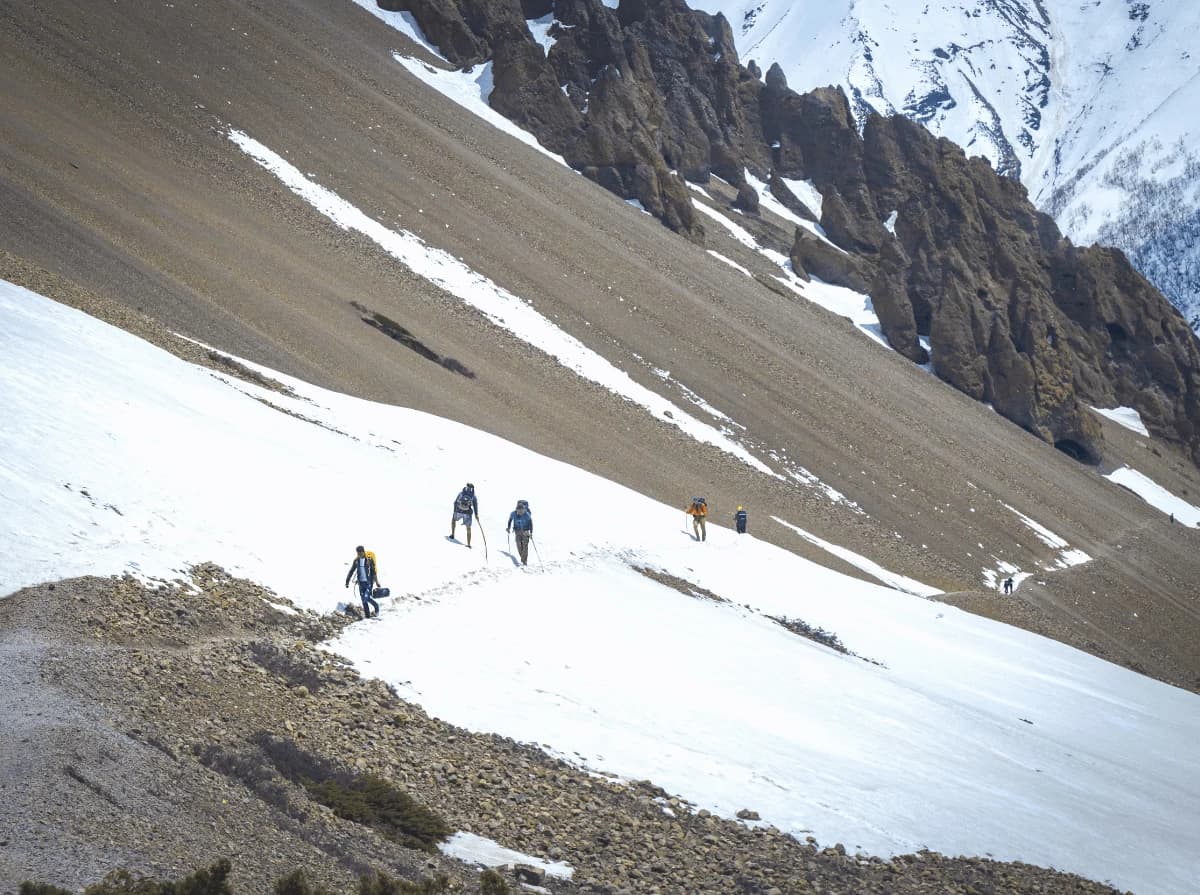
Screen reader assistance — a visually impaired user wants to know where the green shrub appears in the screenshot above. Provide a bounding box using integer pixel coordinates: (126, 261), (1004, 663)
(255, 734), (451, 851)
(20, 885), (73, 895)
(95, 860), (231, 895)
(357, 870), (449, 895)
(273, 869), (333, 895)
(478, 869), (510, 895)
(22, 861), (234, 895)
(308, 774), (451, 851)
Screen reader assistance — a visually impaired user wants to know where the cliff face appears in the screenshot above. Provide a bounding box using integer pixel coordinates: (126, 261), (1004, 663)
(808, 108), (1200, 465)
(379, 0), (1200, 465)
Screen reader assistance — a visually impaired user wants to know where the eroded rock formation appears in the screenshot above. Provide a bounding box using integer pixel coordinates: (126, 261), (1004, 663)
(379, 0), (1200, 465)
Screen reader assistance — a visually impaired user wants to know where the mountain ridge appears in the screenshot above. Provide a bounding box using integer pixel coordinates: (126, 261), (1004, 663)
(690, 0), (1200, 330)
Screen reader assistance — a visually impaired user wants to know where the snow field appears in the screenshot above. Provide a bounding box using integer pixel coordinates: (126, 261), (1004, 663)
(2, 282), (1199, 895)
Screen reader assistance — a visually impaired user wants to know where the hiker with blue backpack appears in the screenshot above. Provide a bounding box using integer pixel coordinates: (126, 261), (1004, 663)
(450, 482), (479, 548)
(507, 499), (533, 565)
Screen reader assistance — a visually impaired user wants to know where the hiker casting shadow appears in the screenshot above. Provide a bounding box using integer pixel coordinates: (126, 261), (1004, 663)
(507, 499), (533, 566)
(344, 545), (380, 618)
(449, 482), (479, 548)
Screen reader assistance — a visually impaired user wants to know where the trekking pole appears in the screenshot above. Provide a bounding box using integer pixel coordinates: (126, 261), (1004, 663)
(478, 517), (489, 561)
(531, 536), (542, 565)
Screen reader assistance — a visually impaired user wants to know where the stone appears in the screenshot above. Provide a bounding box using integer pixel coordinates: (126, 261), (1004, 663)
(514, 864), (546, 885)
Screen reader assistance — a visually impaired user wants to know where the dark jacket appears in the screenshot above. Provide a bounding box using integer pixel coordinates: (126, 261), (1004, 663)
(735, 509), (748, 531)
(507, 508), (533, 533)
(345, 554), (378, 587)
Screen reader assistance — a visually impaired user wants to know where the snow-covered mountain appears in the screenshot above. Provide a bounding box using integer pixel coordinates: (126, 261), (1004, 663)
(690, 0), (1200, 329)
(4, 280), (1200, 895)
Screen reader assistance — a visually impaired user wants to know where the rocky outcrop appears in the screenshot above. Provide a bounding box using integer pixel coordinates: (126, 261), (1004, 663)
(388, 0), (770, 239)
(379, 0), (1200, 465)
(841, 113), (1200, 463)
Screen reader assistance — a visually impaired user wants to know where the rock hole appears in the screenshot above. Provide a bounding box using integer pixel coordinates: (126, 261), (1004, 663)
(1054, 438), (1100, 466)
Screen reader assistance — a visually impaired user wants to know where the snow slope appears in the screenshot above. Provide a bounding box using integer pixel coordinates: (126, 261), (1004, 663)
(689, 0), (1200, 329)
(3, 282), (1200, 895)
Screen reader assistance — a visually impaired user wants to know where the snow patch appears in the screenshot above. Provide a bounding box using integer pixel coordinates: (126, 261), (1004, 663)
(1105, 467), (1200, 527)
(1003, 504), (1092, 570)
(780, 176), (823, 219)
(706, 249), (753, 277)
(391, 56), (568, 167)
(526, 14), (565, 56)
(347, 0), (446, 61)
(440, 831), (574, 879)
(772, 516), (940, 597)
(1090, 406), (1150, 437)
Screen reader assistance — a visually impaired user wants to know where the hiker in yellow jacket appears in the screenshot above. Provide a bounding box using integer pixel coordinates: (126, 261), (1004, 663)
(685, 496), (709, 541)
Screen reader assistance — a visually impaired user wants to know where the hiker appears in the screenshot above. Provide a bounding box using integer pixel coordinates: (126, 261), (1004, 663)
(450, 482), (479, 548)
(344, 545), (380, 618)
(734, 505), (748, 534)
(686, 496), (708, 541)
(1004, 577), (1014, 595)
(507, 499), (533, 566)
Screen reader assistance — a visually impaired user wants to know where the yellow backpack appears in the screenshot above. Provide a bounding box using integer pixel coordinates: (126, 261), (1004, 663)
(364, 550), (379, 578)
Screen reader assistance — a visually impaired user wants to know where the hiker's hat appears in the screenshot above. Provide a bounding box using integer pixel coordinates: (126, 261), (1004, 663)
(356, 545), (364, 552)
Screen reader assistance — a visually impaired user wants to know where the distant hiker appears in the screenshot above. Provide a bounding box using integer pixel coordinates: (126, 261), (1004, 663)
(1004, 577), (1014, 595)
(450, 483), (479, 548)
(734, 505), (748, 534)
(507, 499), (533, 566)
(1170, 513), (1175, 524)
(686, 496), (708, 541)
(344, 545), (380, 618)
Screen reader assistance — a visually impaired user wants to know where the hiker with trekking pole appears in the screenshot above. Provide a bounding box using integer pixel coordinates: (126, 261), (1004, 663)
(507, 499), (533, 566)
(449, 483), (479, 549)
(685, 496), (708, 541)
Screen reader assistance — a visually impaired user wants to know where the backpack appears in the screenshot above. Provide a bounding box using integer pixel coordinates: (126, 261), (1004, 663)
(364, 550), (378, 578)
(455, 488), (474, 513)
(692, 497), (707, 513)
(516, 499), (529, 511)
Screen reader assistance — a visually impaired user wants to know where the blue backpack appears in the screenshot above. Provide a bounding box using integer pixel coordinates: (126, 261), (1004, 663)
(455, 486), (475, 513)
